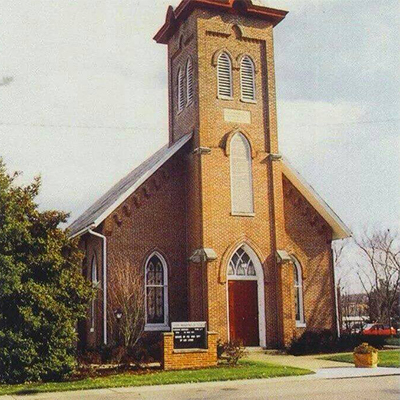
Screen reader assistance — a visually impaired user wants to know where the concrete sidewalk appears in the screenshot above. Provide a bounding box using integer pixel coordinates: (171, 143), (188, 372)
(246, 351), (352, 371)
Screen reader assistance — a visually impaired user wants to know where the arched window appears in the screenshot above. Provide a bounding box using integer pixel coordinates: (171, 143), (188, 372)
(228, 246), (256, 277)
(90, 255), (98, 332)
(186, 57), (194, 106)
(217, 52), (233, 99)
(145, 253), (168, 329)
(230, 133), (254, 214)
(240, 55), (256, 102)
(293, 257), (305, 326)
(177, 68), (185, 113)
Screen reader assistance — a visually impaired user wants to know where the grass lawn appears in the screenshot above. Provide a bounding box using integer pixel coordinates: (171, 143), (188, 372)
(322, 350), (400, 368)
(0, 361), (312, 396)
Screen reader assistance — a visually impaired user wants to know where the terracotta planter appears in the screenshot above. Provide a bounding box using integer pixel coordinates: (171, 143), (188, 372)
(353, 352), (378, 368)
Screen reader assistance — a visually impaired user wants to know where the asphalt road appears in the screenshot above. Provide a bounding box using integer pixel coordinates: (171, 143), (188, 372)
(4, 375), (399, 400)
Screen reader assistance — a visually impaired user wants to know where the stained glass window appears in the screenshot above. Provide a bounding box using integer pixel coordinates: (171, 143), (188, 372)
(145, 255), (167, 325)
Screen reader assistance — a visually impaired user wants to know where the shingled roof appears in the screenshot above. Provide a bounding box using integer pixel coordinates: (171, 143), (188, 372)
(68, 133), (193, 238)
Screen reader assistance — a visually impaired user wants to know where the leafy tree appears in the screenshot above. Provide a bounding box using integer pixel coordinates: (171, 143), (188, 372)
(0, 160), (93, 383)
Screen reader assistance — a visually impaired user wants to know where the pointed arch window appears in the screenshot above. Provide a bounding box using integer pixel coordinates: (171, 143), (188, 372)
(217, 52), (233, 99)
(145, 253), (169, 330)
(230, 133), (254, 215)
(186, 57), (194, 106)
(293, 257), (305, 326)
(90, 255), (98, 332)
(240, 55), (256, 102)
(228, 247), (256, 277)
(177, 67), (185, 113)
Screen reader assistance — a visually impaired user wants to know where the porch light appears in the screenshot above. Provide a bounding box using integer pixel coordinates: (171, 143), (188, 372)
(114, 309), (123, 320)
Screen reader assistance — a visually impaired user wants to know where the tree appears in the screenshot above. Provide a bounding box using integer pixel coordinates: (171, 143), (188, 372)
(0, 160), (93, 383)
(107, 263), (145, 356)
(355, 229), (400, 326)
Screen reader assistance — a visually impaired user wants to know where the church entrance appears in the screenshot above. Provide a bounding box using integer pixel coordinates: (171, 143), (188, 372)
(227, 244), (265, 347)
(228, 280), (259, 346)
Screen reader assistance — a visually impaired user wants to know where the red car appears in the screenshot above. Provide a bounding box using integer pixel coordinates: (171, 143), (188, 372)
(362, 323), (396, 336)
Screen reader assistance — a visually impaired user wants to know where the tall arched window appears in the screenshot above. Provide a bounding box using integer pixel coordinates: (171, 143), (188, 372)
(177, 68), (185, 113)
(90, 255), (98, 332)
(230, 133), (254, 214)
(217, 52), (233, 99)
(293, 257), (305, 326)
(145, 253), (169, 330)
(240, 55), (256, 102)
(186, 57), (193, 106)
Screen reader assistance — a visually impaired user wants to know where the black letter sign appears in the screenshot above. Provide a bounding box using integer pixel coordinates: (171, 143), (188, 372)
(172, 322), (207, 349)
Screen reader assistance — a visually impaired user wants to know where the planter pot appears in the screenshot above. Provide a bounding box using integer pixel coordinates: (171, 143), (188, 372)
(353, 352), (378, 368)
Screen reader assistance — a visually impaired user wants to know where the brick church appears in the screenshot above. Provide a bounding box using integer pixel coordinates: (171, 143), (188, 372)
(69, 0), (350, 349)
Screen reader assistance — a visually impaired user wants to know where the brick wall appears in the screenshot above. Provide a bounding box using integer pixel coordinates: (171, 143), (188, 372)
(162, 332), (218, 370)
(78, 3), (338, 351)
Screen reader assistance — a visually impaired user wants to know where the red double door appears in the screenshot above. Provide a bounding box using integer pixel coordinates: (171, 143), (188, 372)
(228, 280), (259, 346)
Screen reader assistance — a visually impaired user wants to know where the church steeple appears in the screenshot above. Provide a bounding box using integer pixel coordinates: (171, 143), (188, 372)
(154, 0), (287, 149)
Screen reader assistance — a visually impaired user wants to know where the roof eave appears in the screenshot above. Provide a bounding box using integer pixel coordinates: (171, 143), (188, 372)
(67, 133), (193, 239)
(154, 0), (288, 44)
(281, 157), (352, 241)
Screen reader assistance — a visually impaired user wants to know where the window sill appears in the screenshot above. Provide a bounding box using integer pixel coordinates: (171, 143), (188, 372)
(240, 98), (257, 104)
(231, 212), (255, 217)
(144, 324), (170, 332)
(296, 322), (306, 328)
(217, 95), (234, 101)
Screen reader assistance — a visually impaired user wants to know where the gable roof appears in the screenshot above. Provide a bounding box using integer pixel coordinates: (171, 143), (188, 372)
(281, 157), (351, 240)
(68, 133), (193, 238)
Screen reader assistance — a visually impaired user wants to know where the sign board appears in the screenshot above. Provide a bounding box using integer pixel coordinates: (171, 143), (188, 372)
(224, 108), (251, 124)
(171, 322), (207, 349)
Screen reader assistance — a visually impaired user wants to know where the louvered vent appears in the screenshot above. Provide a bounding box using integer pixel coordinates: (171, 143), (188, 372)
(178, 68), (185, 113)
(186, 58), (193, 106)
(217, 52), (233, 98)
(240, 56), (256, 101)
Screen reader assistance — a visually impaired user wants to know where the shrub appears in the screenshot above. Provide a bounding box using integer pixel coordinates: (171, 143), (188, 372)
(288, 330), (386, 355)
(0, 161), (94, 383)
(288, 330), (335, 355)
(217, 341), (247, 365)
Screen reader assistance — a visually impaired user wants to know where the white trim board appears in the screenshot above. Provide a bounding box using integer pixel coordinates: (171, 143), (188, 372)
(281, 157), (351, 240)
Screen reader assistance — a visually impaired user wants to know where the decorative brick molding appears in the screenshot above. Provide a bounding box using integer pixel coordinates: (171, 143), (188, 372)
(162, 332), (218, 370)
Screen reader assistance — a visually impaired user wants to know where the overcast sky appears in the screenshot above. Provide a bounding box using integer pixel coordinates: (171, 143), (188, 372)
(0, 0), (399, 288)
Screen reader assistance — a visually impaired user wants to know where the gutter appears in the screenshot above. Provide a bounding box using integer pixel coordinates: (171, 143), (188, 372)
(88, 228), (108, 345)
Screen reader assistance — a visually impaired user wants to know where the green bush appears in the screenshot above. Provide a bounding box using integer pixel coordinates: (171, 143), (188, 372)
(288, 330), (385, 355)
(0, 161), (93, 383)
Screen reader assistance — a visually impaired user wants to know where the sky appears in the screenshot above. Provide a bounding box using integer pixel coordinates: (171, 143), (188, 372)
(0, 0), (399, 290)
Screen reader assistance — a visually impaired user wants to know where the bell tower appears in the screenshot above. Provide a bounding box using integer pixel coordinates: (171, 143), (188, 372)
(155, 0), (291, 348)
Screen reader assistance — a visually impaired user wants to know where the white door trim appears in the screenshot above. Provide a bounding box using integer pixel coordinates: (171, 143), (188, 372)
(226, 243), (266, 348)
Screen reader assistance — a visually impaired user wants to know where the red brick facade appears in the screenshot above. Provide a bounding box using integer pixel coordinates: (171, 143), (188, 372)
(75, 0), (348, 352)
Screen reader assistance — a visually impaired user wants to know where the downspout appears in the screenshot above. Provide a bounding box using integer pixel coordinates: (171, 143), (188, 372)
(331, 244), (341, 338)
(88, 228), (108, 345)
